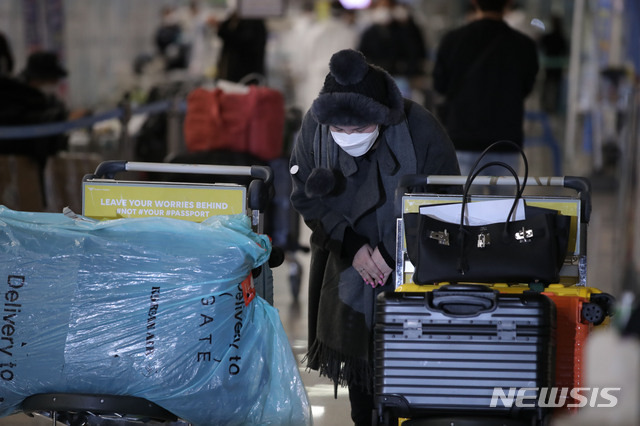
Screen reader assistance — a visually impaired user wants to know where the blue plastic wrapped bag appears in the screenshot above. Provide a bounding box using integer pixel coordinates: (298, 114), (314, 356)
(0, 207), (311, 425)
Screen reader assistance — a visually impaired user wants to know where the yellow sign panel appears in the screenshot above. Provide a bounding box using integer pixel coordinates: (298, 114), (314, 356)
(83, 181), (245, 222)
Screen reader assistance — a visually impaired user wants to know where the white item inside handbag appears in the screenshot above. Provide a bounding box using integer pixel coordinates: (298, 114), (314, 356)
(419, 198), (526, 226)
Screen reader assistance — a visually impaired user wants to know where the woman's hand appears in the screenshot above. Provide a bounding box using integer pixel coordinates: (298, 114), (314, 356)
(372, 246), (393, 286)
(353, 244), (385, 287)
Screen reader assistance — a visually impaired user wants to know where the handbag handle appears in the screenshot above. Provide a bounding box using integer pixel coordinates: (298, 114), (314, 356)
(460, 160), (522, 227)
(464, 140), (529, 200)
(457, 160), (522, 274)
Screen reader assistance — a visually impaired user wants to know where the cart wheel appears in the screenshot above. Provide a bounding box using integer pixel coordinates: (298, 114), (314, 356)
(536, 411), (552, 426)
(591, 293), (616, 317)
(372, 409), (390, 426)
(582, 302), (605, 325)
(269, 246), (285, 268)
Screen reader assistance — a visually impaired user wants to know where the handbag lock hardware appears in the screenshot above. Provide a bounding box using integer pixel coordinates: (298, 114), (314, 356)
(429, 229), (449, 246)
(477, 228), (491, 248)
(515, 227), (533, 242)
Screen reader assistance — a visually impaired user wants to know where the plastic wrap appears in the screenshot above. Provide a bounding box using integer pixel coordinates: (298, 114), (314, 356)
(0, 206), (311, 425)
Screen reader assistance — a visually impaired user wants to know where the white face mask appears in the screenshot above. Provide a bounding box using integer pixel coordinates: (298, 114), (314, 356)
(330, 126), (380, 157)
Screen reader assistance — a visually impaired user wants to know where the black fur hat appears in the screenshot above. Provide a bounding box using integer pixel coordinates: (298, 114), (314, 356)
(311, 49), (404, 126)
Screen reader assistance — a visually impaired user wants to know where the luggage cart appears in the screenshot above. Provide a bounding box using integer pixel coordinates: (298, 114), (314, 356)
(163, 152), (308, 303)
(82, 160), (277, 303)
(394, 175), (592, 289)
(21, 160), (277, 426)
(373, 174), (614, 425)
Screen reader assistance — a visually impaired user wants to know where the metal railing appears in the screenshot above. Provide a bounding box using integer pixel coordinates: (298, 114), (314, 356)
(0, 96), (187, 160)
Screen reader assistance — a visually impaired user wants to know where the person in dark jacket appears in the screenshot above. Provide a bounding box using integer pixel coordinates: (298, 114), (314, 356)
(0, 51), (70, 207)
(539, 14), (569, 114)
(358, 0), (428, 79)
(0, 30), (14, 75)
(433, 0), (538, 176)
(289, 49), (459, 426)
(215, 12), (267, 83)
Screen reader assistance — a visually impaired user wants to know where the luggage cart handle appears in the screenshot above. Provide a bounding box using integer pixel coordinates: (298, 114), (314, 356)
(90, 160), (273, 187)
(395, 174), (591, 223)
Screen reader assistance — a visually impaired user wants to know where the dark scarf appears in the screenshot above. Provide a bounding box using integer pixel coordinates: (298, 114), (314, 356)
(304, 121), (415, 395)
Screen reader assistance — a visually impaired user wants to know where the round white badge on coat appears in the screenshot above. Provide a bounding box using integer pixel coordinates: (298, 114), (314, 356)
(290, 165), (299, 174)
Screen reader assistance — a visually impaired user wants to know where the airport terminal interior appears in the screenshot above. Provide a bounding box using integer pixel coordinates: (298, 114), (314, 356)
(0, 0), (639, 425)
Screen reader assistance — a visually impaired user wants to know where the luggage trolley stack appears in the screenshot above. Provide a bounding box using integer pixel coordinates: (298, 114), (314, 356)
(20, 160), (279, 425)
(373, 174), (615, 425)
(81, 160), (277, 303)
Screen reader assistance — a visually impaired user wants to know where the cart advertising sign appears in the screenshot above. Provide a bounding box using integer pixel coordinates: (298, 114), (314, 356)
(82, 181), (246, 222)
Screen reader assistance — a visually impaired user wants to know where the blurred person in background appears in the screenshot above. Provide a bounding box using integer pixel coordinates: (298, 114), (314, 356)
(0, 51), (70, 206)
(282, 1), (317, 105)
(358, 0), (429, 99)
(179, 0), (217, 77)
(538, 14), (569, 114)
(289, 1), (359, 114)
(0, 30), (13, 75)
(213, 6), (267, 83)
(154, 6), (190, 71)
(154, 1), (215, 76)
(433, 0), (538, 177)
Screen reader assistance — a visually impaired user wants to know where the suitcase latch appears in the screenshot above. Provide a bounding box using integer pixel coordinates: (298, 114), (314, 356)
(429, 230), (449, 246)
(477, 229), (491, 248)
(515, 227), (533, 243)
(403, 319), (423, 339)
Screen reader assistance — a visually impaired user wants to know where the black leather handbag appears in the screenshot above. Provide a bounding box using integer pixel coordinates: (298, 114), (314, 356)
(405, 141), (571, 285)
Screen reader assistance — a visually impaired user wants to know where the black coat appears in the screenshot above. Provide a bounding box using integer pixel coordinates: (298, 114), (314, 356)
(433, 18), (539, 151)
(217, 15), (267, 83)
(289, 99), (459, 390)
(0, 76), (69, 161)
(0, 76), (69, 208)
(358, 19), (428, 77)
(0, 32), (13, 75)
